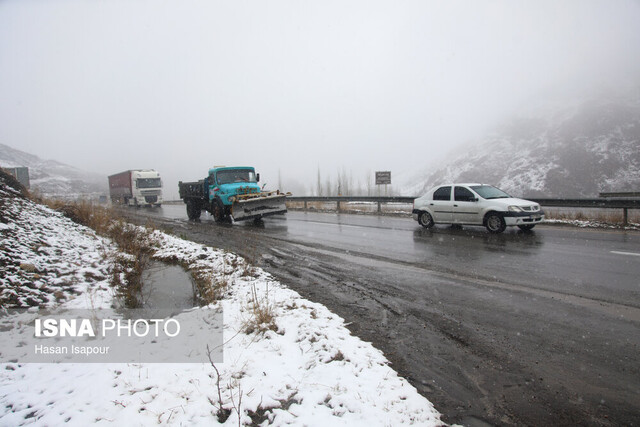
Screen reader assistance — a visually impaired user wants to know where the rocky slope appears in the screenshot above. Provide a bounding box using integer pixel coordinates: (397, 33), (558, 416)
(0, 143), (106, 198)
(411, 95), (640, 197)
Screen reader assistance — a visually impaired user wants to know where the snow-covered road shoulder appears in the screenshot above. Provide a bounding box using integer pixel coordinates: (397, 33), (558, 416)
(0, 174), (444, 426)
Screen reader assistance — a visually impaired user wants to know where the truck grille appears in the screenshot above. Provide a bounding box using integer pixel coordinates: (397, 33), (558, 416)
(144, 196), (158, 203)
(141, 190), (161, 196)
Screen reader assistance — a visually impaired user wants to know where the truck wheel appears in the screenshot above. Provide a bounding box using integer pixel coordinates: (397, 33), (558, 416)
(212, 198), (226, 222)
(418, 211), (434, 228)
(485, 213), (506, 233)
(186, 200), (201, 220)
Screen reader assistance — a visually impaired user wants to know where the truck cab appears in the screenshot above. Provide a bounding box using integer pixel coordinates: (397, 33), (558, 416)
(131, 170), (163, 207)
(108, 169), (163, 207)
(206, 167), (260, 207)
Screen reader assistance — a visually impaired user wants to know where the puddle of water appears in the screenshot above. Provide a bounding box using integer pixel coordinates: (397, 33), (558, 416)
(140, 260), (197, 310)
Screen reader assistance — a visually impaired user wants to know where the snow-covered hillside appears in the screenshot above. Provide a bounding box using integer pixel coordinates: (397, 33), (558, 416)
(410, 95), (640, 197)
(0, 143), (106, 198)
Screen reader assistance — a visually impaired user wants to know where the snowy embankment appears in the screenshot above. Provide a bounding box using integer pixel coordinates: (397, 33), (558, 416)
(0, 178), (443, 425)
(544, 218), (640, 230)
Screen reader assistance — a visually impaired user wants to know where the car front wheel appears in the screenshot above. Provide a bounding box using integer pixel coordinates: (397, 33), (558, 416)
(418, 211), (434, 228)
(485, 213), (506, 233)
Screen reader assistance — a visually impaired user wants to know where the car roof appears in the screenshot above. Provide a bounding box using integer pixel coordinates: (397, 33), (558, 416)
(432, 183), (486, 188)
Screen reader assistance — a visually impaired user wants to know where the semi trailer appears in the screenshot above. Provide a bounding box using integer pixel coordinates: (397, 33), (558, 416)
(108, 169), (163, 207)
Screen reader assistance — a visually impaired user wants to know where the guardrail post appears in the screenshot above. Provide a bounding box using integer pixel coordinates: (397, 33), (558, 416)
(623, 208), (628, 226)
(377, 201), (382, 213)
(304, 201), (307, 210)
(337, 200), (341, 212)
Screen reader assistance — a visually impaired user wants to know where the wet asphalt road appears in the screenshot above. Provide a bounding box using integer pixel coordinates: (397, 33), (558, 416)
(123, 205), (640, 426)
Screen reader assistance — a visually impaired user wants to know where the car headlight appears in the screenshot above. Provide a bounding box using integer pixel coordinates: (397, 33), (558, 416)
(508, 205), (523, 212)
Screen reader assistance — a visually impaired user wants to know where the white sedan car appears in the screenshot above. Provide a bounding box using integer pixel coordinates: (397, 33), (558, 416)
(412, 184), (544, 233)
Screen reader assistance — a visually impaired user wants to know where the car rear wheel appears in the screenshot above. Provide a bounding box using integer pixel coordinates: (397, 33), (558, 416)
(485, 213), (506, 233)
(418, 211), (434, 228)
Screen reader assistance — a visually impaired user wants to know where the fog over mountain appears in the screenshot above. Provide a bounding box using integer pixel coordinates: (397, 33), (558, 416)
(0, 143), (106, 198)
(408, 91), (640, 198)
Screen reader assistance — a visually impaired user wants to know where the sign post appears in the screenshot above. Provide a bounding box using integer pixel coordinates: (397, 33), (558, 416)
(375, 171), (391, 197)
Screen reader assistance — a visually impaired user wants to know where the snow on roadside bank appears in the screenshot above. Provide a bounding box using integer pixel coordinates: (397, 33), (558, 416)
(0, 183), (113, 309)
(544, 218), (640, 231)
(0, 183), (443, 425)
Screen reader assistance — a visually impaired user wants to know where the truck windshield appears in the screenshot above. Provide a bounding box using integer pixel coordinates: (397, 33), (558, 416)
(470, 185), (511, 200)
(216, 170), (256, 184)
(137, 178), (162, 188)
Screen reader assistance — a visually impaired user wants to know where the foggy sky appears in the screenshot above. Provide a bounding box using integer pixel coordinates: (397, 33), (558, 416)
(1, 0), (639, 198)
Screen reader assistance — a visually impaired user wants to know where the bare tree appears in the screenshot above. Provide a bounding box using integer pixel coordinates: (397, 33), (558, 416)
(347, 169), (354, 196)
(316, 167), (323, 196)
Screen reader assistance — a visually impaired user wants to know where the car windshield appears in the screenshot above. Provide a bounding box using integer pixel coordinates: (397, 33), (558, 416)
(470, 185), (511, 199)
(136, 178), (161, 188)
(216, 169), (256, 184)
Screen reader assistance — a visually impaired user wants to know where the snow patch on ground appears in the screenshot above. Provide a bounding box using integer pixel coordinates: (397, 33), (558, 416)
(544, 218), (640, 231)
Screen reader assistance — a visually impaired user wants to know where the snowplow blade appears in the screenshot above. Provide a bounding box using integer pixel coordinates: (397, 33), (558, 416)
(231, 192), (288, 221)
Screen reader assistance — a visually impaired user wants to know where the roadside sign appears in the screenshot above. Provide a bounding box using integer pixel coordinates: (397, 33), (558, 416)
(375, 171), (391, 185)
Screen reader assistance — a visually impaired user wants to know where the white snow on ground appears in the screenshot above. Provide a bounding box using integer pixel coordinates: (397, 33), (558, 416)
(544, 219), (640, 231)
(0, 182), (444, 425)
(0, 183), (113, 309)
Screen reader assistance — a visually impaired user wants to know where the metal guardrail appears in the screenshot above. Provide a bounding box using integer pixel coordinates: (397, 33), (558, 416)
(287, 196), (414, 214)
(599, 192), (640, 198)
(528, 198), (640, 225)
(286, 196), (640, 225)
(288, 196), (414, 203)
(528, 198), (640, 208)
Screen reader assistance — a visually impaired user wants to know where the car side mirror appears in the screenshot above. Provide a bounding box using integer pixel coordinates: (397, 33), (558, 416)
(470, 197), (478, 202)
(256, 173), (260, 183)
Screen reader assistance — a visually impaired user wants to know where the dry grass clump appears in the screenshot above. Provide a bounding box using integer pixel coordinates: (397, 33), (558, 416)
(39, 198), (116, 235)
(191, 268), (230, 305)
(243, 284), (277, 335)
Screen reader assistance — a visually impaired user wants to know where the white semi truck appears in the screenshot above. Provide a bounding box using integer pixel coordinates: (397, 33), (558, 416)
(108, 169), (163, 207)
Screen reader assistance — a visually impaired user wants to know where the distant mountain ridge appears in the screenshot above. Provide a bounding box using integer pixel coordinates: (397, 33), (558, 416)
(411, 95), (640, 197)
(0, 143), (106, 197)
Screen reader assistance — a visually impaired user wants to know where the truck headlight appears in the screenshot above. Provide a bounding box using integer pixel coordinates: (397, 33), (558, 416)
(508, 205), (523, 212)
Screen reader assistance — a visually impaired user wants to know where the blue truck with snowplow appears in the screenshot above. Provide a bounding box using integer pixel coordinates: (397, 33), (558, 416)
(178, 166), (288, 222)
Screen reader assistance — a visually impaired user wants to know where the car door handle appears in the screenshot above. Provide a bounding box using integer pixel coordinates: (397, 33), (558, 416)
(453, 204), (458, 207)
